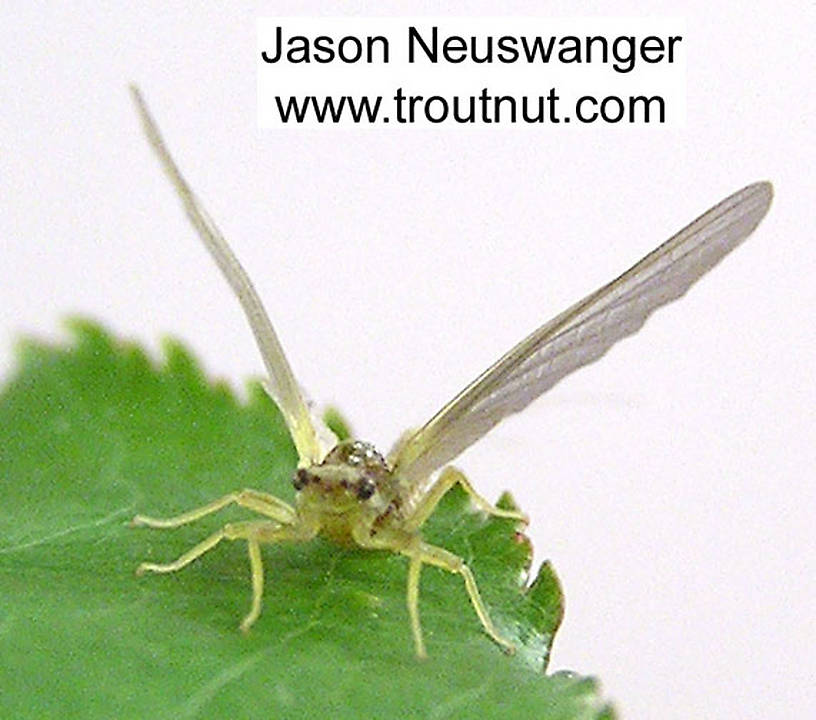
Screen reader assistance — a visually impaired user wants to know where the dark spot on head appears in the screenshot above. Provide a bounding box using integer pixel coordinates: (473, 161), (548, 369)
(292, 468), (310, 491)
(356, 476), (376, 500)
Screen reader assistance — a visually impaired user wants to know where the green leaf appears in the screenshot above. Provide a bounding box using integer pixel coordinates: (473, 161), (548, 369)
(321, 406), (353, 442)
(0, 320), (614, 719)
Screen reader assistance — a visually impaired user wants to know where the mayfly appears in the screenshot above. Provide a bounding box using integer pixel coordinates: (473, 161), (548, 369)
(129, 85), (773, 658)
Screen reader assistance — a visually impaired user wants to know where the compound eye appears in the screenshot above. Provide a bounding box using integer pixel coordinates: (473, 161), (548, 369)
(356, 477), (376, 500)
(293, 468), (310, 491)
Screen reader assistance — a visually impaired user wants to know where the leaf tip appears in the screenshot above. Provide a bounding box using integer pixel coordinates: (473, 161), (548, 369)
(322, 406), (353, 442)
(159, 334), (207, 386)
(527, 559), (565, 642)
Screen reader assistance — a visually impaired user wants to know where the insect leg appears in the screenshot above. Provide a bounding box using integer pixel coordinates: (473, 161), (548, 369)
(403, 466), (527, 533)
(135, 519), (284, 576)
(131, 488), (296, 528)
(243, 536), (264, 632)
(137, 518), (318, 631)
(136, 527), (227, 575)
(406, 554), (426, 658)
(221, 519), (318, 632)
(403, 538), (516, 656)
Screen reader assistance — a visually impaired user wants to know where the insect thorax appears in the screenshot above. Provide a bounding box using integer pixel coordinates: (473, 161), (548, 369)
(292, 440), (401, 542)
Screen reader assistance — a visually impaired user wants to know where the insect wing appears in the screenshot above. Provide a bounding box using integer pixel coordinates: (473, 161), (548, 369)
(391, 182), (773, 488)
(130, 86), (325, 466)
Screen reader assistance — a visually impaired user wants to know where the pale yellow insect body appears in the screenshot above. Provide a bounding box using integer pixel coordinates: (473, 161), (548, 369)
(129, 86), (772, 658)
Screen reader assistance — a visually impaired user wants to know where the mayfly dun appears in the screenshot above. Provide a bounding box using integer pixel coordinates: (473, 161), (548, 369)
(128, 85), (773, 658)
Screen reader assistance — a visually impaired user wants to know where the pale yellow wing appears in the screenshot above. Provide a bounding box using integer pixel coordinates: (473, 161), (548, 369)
(130, 86), (324, 467)
(392, 182), (773, 487)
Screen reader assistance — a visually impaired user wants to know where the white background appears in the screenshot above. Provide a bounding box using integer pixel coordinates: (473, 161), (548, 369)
(2, 2), (814, 718)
